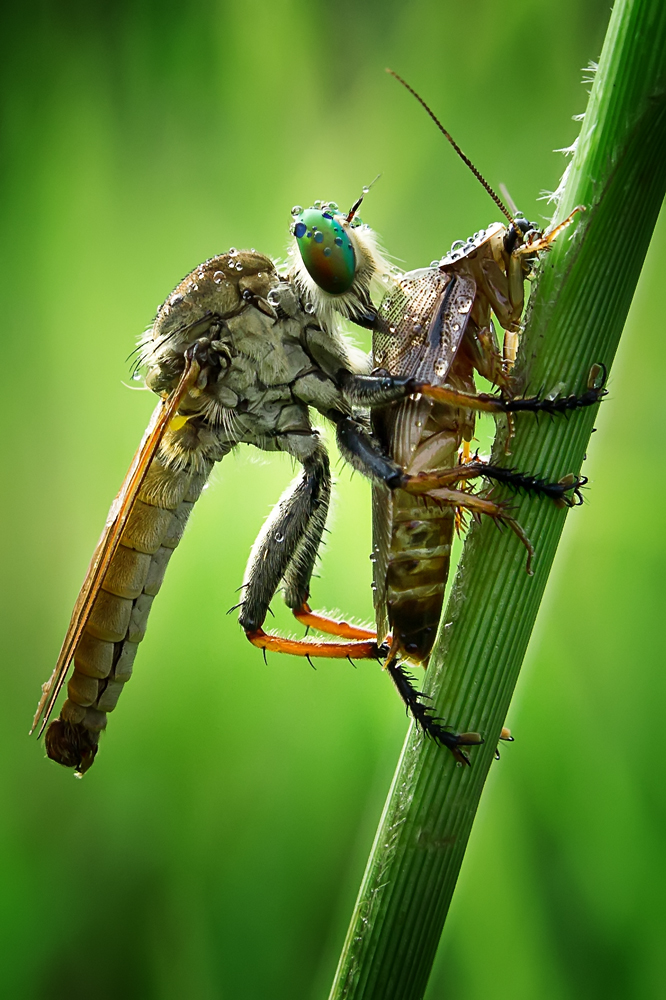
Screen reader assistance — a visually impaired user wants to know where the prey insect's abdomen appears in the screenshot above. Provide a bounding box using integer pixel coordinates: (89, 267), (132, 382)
(45, 453), (210, 773)
(383, 490), (454, 663)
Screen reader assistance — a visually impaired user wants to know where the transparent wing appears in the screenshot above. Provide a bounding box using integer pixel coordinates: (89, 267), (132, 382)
(30, 356), (200, 736)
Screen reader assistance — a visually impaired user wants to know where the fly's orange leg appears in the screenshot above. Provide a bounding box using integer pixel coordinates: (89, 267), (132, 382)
(291, 602), (376, 640)
(245, 628), (381, 660)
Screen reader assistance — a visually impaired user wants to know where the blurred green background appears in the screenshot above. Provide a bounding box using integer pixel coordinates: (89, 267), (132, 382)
(1, 1), (662, 997)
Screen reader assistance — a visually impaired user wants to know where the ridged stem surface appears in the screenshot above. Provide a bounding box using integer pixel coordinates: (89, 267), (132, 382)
(329, 2), (666, 997)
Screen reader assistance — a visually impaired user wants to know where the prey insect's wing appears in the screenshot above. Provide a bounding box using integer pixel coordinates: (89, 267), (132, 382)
(30, 356), (200, 736)
(371, 268), (476, 636)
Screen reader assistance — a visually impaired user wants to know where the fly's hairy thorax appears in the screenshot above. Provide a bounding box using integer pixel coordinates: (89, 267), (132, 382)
(140, 250), (362, 465)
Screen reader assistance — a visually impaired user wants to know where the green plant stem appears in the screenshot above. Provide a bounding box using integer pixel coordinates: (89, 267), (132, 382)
(329, 2), (666, 998)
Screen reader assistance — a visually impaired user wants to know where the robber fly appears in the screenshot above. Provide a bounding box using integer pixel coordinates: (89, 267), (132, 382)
(32, 74), (604, 774)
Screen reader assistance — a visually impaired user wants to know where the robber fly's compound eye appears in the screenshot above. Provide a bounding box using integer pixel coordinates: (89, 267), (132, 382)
(292, 206), (356, 294)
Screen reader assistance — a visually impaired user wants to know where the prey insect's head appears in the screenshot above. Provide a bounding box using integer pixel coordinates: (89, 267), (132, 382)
(503, 216), (542, 255)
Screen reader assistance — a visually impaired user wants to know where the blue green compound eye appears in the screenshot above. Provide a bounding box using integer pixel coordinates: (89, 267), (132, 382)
(292, 206), (356, 294)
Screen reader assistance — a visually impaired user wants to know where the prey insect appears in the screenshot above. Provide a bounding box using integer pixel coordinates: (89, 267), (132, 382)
(32, 73), (605, 774)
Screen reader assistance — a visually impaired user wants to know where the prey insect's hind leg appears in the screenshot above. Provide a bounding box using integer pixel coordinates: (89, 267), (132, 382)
(240, 435), (379, 659)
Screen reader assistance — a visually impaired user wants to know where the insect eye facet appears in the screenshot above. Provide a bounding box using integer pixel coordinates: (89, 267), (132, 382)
(292, 206), (356, 294)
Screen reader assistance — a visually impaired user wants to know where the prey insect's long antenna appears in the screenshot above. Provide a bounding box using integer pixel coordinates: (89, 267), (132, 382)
(386, 68), (515, 224)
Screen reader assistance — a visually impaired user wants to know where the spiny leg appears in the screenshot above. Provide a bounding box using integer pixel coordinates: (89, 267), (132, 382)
(385, 658), (483, 765)
(240, 435), (380, 657)
(335, 360), (607, 417)
(418, 363), (607, 416)
(403, 460), (587, 507)
(239, 438), (332, 634)
(332, 408), (590, 509)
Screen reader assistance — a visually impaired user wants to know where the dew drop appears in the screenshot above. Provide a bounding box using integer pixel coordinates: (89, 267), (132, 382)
(294, 222), (307, 238)
(267, 289), (279, 305)
(229, 247), (237, 255)
(313, 200), (322, 209)
(323, 247), (332, 257)
(362, 186), (369, 194)
(334, 236), (343, 246)
(314, 232), (324, 244)
(291, 205), (303, 216)
(452, 322), (460, 332)
(132, 371), (142, 381)
(430, 260), (439, 268)
(458, 297), (473, 313)
(305, 302), (316, 314)
(274, 532), (285, 543)
(213, 270), (224, 283)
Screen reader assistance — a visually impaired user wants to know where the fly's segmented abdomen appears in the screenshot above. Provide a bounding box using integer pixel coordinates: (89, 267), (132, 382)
(385, 491), (454, 664)
(45, 454), (211, 771)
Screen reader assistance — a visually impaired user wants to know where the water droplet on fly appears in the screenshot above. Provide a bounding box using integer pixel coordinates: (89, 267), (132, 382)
(291, 205), (303, 217)
(434, 359), (447, 377)
(235, 263), (243, 271)
(452, 322), (460, 332)
(274, 532), (285, 542)
(313, 200), (322, 209)
(305, 302), (316, 314)
(213, 270), (224, 283)
(132, 371), (142, 381)
(334, 236), (343, 246)
(229, 247), (237, 255)
(430, 260), (439, 268)
(267, 290), (279, 305)
(314, 232), (324, 244)
(362, 186), (369, 194)
(458, 297), (473, 313)
(323, 247), (332, 257)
